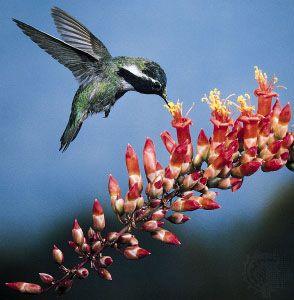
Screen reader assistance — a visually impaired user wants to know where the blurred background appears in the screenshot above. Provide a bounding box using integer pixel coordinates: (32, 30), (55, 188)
(0, 1), (293, 299)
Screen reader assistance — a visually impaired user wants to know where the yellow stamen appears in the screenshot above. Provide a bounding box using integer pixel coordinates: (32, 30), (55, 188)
(237, 94), (255, 114)
(202, 88), (231, 118)
(254, 66), (267, 89)
(164, 100), (182, 117)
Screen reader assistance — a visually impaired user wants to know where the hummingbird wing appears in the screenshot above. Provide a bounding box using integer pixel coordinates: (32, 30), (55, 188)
(51, 7), (111, 61)
(13, 19), (102, 85)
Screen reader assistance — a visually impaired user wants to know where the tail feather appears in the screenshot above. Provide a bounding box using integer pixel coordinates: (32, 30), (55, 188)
(59, 112), (87, 152)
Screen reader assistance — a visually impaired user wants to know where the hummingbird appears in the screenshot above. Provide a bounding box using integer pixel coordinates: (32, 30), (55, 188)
(13, 7), (168, 151)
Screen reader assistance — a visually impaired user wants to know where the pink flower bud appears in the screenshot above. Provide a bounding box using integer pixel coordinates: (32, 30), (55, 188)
(39, 273), (54, 285)
(262, 158), (284, 172)
(151, 229), (181, 245)
(99, 256), (113, 267)
(106, 231), (119, 242)
(97, 268), (112, 280)
(141, 220), (164, 232)
(149, 199), (161, 208)
(197, 197), (220, 210)
(91, 240), (103, 253)
(167, 213), (190, 224)
(6, 282), (43, 294)
(87, 227), (96, 241)
(81, 243), (91, 253)
(92, 198), (105, 232)
(72, 219), (84, 246)
(56, 278), (73, 295)
(126, 144), (143, 192)
(76, 268), (89, 279)
(143, 138), (157, 182)
(146, 176), (163, 198)
(123, 245), (151, 260)
(52, 245), (64, 265)
(171, 198), (201, 212)
(118, 233), (139, 245)
(169, 141), (189, 178)
(161, 131), (176, 154)
(108, 175), (121, 198)
(231, 160), (261, 177)
(151, 209), (168, 220)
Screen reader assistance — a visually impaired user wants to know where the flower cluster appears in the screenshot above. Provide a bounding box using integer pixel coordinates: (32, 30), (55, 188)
(6, 67), (293, 295)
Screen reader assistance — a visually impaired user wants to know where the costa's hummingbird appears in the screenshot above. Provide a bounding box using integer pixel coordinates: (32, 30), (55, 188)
(13, 7), (168, 151)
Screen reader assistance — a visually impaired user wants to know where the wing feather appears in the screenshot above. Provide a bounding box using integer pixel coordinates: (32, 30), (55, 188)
(51, 7), (111, 61)
(13, 19), (101, 85)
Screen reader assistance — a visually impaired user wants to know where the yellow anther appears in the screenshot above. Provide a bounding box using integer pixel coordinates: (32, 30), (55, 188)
(202, 88), (231, 118)
(164, 100), (182, 117)
(237, 94), (255, 114)
(254, 66), (267, 87)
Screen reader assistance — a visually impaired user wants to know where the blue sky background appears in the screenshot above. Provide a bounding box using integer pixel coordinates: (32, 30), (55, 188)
(0, 0), (293, 248)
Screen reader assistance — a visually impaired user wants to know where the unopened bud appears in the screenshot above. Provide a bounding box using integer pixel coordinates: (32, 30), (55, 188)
(99, 256), (113, 267)
(91, 240), (103, 253)
(97, 268), (112, 281)
(55, 279), (72, 295)
(167, 213), (190, 224)
(52, 245), (64, 265)
(92, 198), (105, 232)
(39, 273), (54, 285)
(171, 198), (201, 212)
(151, 209), (168, 220)
(76, 268), (89, 279)
(5, 282), (43, 294)
(72, 219), (84, 246)
(87, 227), (96, 241)
(151, 229), (181, 245)
(106, 231), (119, 243)
(123, 245), (151, 260)
(141, 220), (164, 232)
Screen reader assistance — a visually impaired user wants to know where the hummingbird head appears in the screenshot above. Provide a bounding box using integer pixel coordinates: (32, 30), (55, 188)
(118, 59), (168, 103)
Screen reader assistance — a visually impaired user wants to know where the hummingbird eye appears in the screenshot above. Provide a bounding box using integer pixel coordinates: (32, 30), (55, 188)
(152, 81), (162, 91)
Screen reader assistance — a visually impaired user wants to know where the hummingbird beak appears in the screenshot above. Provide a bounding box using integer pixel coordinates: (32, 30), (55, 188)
(161, 88), (169, 105)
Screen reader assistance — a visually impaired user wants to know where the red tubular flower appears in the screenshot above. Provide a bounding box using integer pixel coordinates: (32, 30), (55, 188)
(254, 66), (278, 116)
(238, 116), (260, 150)
(5, 282), (43, 294)
(125, 144), (143, 192)
(197, 197), (220, 210)
(166, 101), (193, 145)
(92, 199), (105, 232)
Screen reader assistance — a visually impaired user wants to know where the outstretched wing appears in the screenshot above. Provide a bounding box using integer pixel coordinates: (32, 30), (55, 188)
(13, 19), (101, 85)
(51, 7), (111, 61)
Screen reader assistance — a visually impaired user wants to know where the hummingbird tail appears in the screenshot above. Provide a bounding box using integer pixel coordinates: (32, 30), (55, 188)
(59, 112), (87, 152)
